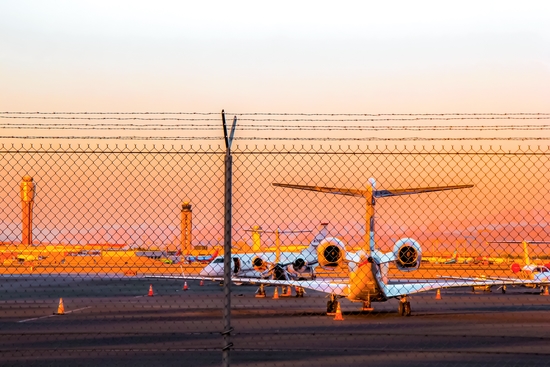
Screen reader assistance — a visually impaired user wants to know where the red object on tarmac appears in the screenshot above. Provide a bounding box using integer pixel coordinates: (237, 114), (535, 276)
(199, 279), (204, 286)
(148, 284), (154, 297)
(183, 281), (189, 291)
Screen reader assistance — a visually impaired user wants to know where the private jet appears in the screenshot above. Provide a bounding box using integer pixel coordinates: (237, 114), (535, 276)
(228, 179), (543, 315)
(199, 224), (331, 281)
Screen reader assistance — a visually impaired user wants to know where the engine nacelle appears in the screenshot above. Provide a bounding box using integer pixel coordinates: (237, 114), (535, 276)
(292, 258), (308, 273)
(393, 238), (422, 272)
(317, 237), (346, 270)
(252, 256), (268, 272)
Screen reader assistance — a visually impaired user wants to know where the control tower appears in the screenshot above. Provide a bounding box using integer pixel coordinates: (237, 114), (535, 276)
(181, 202), (192, 254)
(20, 175), (35, 246)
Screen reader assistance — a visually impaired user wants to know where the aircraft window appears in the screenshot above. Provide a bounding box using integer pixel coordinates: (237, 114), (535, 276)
(212, 258), (224, 263)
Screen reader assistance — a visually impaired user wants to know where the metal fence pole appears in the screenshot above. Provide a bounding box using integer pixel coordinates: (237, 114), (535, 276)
(222, 110), (236, 366)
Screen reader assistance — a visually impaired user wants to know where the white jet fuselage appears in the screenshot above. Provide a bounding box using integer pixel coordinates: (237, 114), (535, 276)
(199, 251), (312, 279)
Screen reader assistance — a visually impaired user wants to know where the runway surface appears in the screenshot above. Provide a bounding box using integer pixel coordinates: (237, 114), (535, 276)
(1, 275), (550, 366)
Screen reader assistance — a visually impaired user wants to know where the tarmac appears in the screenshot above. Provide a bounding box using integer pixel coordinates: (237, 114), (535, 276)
(1, 271), (550, 367)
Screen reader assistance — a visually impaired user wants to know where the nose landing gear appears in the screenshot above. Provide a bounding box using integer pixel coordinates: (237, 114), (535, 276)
(398, 295), (411, 316)
(327, 294), (338, 315)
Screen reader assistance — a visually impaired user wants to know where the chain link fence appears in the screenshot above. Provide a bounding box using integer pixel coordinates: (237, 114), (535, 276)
(1, 140), (550, 366)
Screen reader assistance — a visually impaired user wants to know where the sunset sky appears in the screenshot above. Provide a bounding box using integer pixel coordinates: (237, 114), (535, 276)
(1, 1), (550, 255)
(1, 1), (549, 114)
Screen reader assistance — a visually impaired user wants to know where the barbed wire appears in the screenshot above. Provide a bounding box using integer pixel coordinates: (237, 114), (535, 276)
(3, 123), (550, 131)
(2, 112), (549, 139)
(0, 135), (220, 141)
(2, 116), (550, 123)
(232, 112), (550, 117)
(2, 135), (549, 141)
(0, 116), (220, 121)
(0, 112), (220, 115)
(2, 112), (549, 116)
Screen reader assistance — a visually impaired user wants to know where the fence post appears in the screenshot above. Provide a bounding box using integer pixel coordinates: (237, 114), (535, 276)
(222, 110), (237, 366)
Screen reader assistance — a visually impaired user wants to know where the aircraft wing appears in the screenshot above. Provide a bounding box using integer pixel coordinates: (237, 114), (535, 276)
(230, 277), (350, 296)
(146, 274), (350, 296)
(235, 275), (541, 299)
(146, 273), (540, 301)
(381, 277), (546, 298)
(145, 274), (259, 282)
(437, 275), (550, 285)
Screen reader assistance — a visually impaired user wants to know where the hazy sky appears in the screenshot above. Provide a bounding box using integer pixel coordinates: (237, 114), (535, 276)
(1, 1), (549, 114)
(1, 1), (549, 250)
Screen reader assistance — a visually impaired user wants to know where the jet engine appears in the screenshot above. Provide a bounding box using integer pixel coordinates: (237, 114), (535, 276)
(252, 256), (268, 272)
(393, 238), (422, 272)
(292, 258), (308, 273)
(317, 237), (346, 270)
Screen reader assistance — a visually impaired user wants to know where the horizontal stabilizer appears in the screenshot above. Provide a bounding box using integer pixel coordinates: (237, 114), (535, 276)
(273, 183), (473, 198)
(375, 184), (473, 198)
(272, 183), (365, 197)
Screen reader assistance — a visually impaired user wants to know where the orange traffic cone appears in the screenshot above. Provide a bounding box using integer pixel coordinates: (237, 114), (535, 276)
(272, 287), (279, 299)
(435, 289), (442, 300)
(542, 286), (549, 296)
(333, 302), (344, 321)
(148, 284), (154, 297)
(280, 286), (292, 297)
(55, 298), (65, 315)
(199, 279), (204, 286)
(183, 281), (189, 291)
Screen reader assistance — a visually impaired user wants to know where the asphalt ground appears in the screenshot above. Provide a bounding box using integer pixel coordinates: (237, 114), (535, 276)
(1, 275), (550, 367)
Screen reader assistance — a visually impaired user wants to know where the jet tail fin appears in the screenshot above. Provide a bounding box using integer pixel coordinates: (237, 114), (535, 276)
(523, 241), (530, 267)
(274, 181), (473, 255)
(308, 223), (328, 248)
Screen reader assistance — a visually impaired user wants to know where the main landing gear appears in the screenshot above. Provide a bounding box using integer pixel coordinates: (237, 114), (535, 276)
(361, 298), (374, 312)
(295, 286), (305, 298)
(327, 294), (338, 315)
(398, 295), (411, 316)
